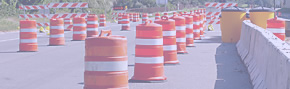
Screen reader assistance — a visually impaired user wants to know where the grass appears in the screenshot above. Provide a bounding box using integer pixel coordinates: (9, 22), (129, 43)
(0, 17), (19, 32)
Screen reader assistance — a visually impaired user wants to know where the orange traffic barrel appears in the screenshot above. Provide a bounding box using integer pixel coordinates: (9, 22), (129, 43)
(133, 13), (138, 22)
(121, 14), (130, 31)
(142, 13), (148, 24)
(267, 16), (286, 41)
(99, 14), (106, 27)
(130, 20), (167, 83)
(64, 18), (73, 31)
(19, 19), (38, 52)
(84, 30), (128, 89)
(129, 13), (133, 21)
(86, 14), (99, 37)
(73, 17), (87, 41)
(192, 13), (201, 40)
(118, 13), (123, 24)
(155, 13), (161, 20)
(164, 13), (168, 17)
(155, 16), (179, 65)
(199, 12), (205, 37)
(170, 15), (187, 54)
(49, 18), (65, 46)
(202, 9), (207, 31)
(184, 15), (194, 47)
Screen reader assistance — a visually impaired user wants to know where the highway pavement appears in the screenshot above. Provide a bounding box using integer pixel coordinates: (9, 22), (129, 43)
(0, 20), (252, 89)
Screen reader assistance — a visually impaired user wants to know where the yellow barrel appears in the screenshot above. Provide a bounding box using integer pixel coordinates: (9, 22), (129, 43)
(249, 7), (274, 29)
(220, 7), (246, 43)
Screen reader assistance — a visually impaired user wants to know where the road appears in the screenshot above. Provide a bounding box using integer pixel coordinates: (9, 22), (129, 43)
(0, 20), (252, 89)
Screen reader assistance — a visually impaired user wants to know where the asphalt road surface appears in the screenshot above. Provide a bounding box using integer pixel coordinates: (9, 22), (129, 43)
(0, 20), (253, 89)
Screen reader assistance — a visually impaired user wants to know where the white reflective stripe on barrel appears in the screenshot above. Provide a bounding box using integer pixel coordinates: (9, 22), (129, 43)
(122, 24), (130, 26)
(186, 24), (193, 29)
(163, 45), (177, 51)
(266, 28), (285, 33)
(73, 31), (86, 34)
(85, 61), (128, 71)
(100, 18), (106, 20)
(163, 31), (176, 36)
(64, 20), (72, 22)
(193, 29), (200, 32)
(20, 39), (37, 43)
(142, 17), (148, 19)
(135, 56), (164, 64)
(87, 28), (98, 31)
(73, 24), (87, 27)
(193, 22), (200, 25)
(50, 26), (64, 29)
(100, 22), (106, 23)
(87, 21), (98, 24)
(20, 28), (37, 32)
(135, 38), (163, 45)
(50, 34), (64, 38)
(176, 26), (186, 31)
(123, 19), (130, 21)
(186, 34), (194, 38)
(176, 38), (186, 42)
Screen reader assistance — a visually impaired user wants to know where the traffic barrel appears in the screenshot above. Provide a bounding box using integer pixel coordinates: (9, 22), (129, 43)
(154, 16), (179, 65)
(184, 15), (194, 47)
(118, 13), (123, 24)
(155, 13), (161, 20)
(129, 13), (133, 21)
(164, 13), (168, 17)
(130, 20), (167, 83)
(199, 11), (205, 37)
(121, 14), (130, 31)
(19, 19), (38, 52)
(267, 16), (286, 41)
(49, 18), (65, 46)
(84, 30), (128, 89)
(64, 18), (73, 31)
(202, 9), (207, 32)
(190, 11), (193, 14)
(99, 14), (106, 27)
(73, 17), (87, 41)
(170, 15), (187, 54)
(142, 13), (148, 24)
(192, 14), (201, 40)
(86, 14), (99, 37)
(133, 13), (138, 22)
(173, 12), (177, 15)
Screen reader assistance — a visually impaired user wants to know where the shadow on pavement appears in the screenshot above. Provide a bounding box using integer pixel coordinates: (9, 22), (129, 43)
(214, 43), (253, 89)
(195, 36), (222, 43)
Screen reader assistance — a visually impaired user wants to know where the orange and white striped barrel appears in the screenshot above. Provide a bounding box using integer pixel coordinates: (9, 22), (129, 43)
(129, 13), (133, 21)
(267, 17), (286, 41)
(184, 15), (194, 47)
(121, 14), (130, 31)
(118, 13), (123, 24)
(196, 10), (204, 37)
(64, 18), (73, 31)
(164, 13), (168, 17)
(133, 13), (137, 22)
(19, 19), (38, 52)
(190, 11), (193, 14)
(84, 30), (128, 89)
(130, 20), (167, 82)
(155, 13), (161, 20)
(73, 17), (87, 41)
(142, 13), (148, 24)
(99, 14), (106, 27)
(170, 15), (187, 54)
(203, 9), (207, 28)
(86, 14), (99, 37)
(173, 12), (177, 15)
(192, 14), (201, 40)
(154, 16), (179, 65)
(49, 18), (65, 46)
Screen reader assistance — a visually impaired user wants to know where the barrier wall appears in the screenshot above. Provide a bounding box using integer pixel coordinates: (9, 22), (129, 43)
(286, 20), (290, 37)
(236, 20), (290, 89)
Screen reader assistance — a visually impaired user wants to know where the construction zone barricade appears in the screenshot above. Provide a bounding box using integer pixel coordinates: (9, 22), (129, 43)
(121, 14), (130, 31)
(99, 14), (106, 27)
(84, 30), (128, 89)
(73, 17), (87, 41)
(118, 13), (123, 24)
(155, 16), (179, 65)
(142, 13), (148, 24)
(19, 19), (38, 52)
(170, 15), (187, 54)
(49, 18), (65, 46)
(130, 20), (167, 83)
(86, 14), (99, 37)
(155, 13), (161, 20)
(267, 17), (286, 41)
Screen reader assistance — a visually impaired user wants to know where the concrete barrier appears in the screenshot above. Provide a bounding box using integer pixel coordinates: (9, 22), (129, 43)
(236, 20), (290, 89)
(286, 20), (290, 37)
